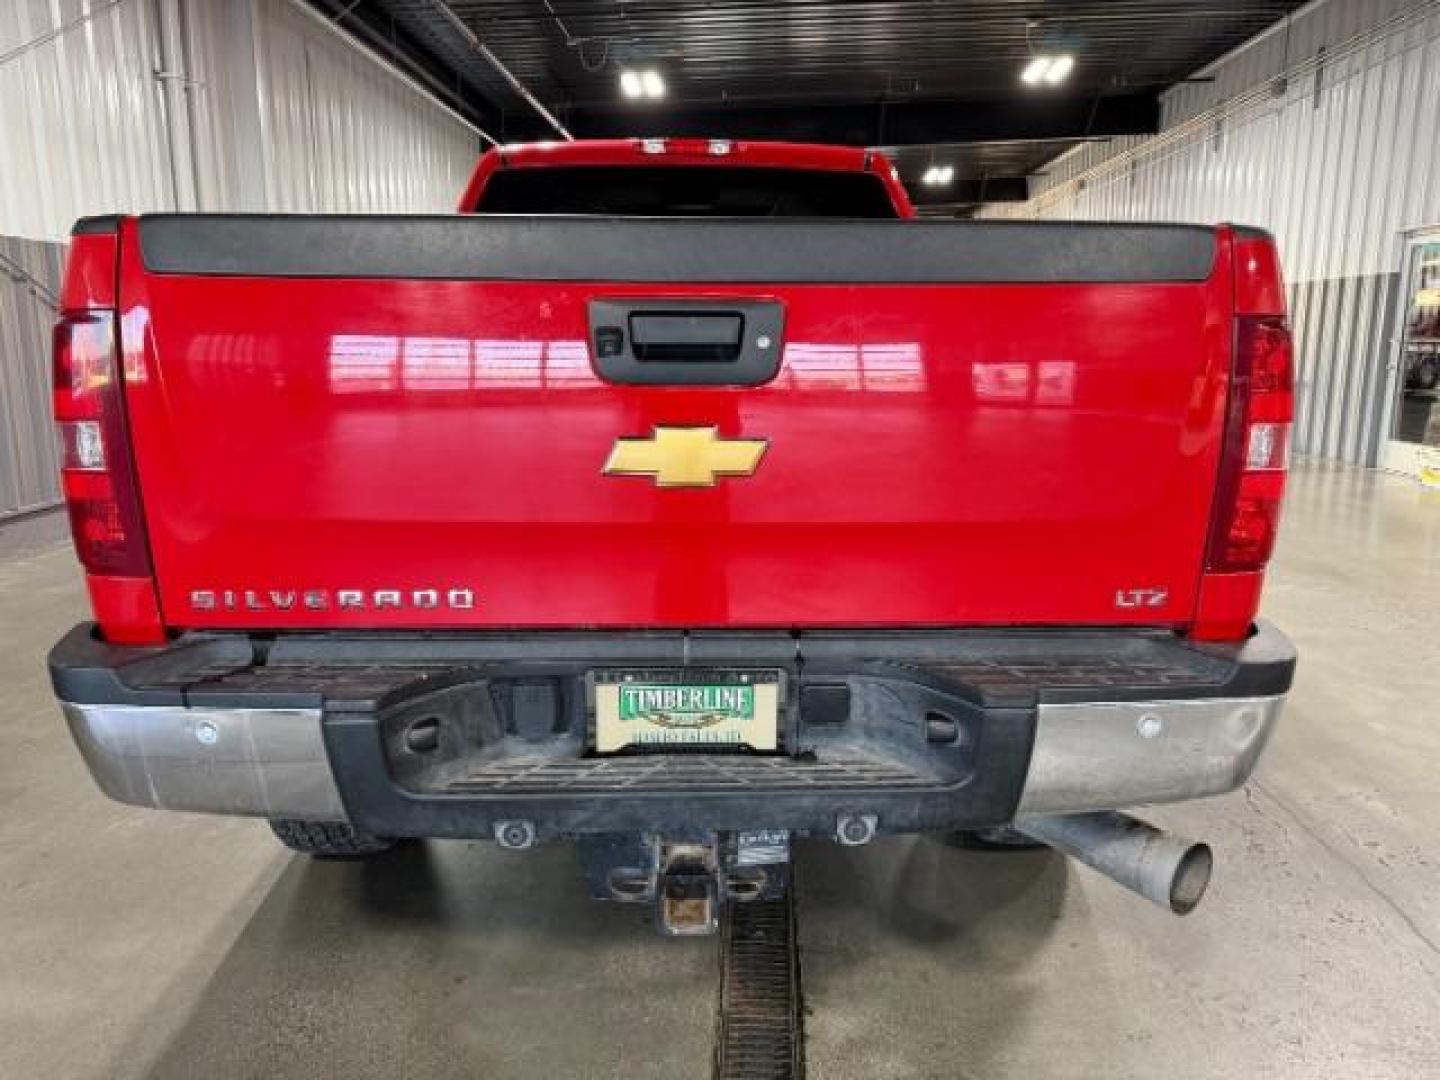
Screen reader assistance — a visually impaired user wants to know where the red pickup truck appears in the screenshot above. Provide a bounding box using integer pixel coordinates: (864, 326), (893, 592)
(49, 139), (1295, 933)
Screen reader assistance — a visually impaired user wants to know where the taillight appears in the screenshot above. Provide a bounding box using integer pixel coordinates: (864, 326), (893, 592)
(1205, 315), (1293, 573)
(1192, 228), (1293, 640)
(53, 311), (153, 578)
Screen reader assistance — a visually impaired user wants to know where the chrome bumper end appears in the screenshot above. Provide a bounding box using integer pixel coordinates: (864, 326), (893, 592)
(61, 702), (347, 822)
(1016, 694), (1285, 815)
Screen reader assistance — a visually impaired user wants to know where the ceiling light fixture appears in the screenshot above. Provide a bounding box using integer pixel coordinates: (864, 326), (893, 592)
(1044, 54), (1075, 84)
(1021, 53), (1075, 86)
(620, 69), (666, 100)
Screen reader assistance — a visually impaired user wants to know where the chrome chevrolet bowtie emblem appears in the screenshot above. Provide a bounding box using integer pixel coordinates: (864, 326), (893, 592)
(603, 426), (768, 488)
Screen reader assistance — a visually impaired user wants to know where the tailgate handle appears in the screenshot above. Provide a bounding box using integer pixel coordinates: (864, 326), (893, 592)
(589, 299), (784, 386)
(629, 312), (743, 363)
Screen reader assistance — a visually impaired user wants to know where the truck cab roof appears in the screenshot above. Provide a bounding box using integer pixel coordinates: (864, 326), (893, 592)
(458, 137), (914, 217)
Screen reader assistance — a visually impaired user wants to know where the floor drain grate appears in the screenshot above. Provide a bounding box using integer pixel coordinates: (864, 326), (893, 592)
(715, 890), (803, 1080)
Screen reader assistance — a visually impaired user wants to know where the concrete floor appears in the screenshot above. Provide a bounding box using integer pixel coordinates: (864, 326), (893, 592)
(1, 461), (1438, 1080)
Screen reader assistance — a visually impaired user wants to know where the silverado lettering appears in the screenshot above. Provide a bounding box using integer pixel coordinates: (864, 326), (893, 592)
(189, 588), (477, 612)
(48, 138), (1296, 935)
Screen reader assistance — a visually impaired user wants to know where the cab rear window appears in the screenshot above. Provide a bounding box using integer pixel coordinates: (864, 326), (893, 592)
(473, 165), (899, 218)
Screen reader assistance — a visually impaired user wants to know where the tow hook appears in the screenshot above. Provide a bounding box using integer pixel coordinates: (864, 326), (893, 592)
(577, 831), (792, 936)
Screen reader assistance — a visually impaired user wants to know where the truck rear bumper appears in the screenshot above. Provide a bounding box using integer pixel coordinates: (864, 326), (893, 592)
(51, 622), (1295, 839)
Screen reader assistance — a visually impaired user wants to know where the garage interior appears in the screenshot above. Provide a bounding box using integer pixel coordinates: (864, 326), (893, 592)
(3, 1), (1440, 1078)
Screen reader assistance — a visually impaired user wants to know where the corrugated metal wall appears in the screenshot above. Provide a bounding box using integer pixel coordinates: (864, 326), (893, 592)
(0, 239), (63, 519)
(0, 0), (483, 516)
(0, 0), (176, 245)
(985, 0), (1440, 466)
(249, 0), (480, 212)
(1, 0), (481, 240)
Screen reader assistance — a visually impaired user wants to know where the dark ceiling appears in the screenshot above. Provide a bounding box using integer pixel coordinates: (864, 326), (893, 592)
(307, 0), (1307, 212)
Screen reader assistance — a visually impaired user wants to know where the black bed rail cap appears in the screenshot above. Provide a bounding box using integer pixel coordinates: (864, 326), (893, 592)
(137, 214), (1219, 285)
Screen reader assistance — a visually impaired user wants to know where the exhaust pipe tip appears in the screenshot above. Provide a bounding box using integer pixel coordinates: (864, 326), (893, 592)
(1168, 841), (1213, 915)
(1017, 811), (1215, 916)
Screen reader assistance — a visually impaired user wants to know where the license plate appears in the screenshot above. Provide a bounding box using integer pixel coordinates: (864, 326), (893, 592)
(592, 669), (782, 752)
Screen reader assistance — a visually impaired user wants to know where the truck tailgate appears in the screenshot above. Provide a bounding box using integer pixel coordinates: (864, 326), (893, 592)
(117, 216), (1233, 631)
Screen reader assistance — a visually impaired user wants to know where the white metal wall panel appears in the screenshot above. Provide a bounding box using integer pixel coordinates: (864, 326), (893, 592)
(985, 0), (1440, 465)
(250, 0), (480, 214)
(1, 0), (482, 515)
(182, 0), (270, 213)
(0, 0), (482, 240)
(0, 0), (175, 243)
(1164, 0), (1424, 125)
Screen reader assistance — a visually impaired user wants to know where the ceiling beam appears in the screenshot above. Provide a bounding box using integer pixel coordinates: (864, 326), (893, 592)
(529, 93), (1158, 146)
(415, 0), (573, 140)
